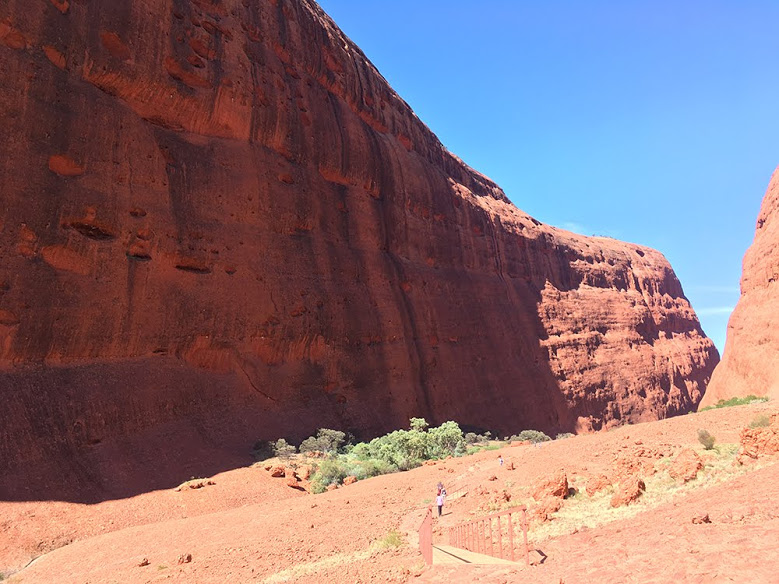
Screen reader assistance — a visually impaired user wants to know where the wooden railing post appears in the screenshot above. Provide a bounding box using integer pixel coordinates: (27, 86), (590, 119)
(522, 507), (530, 566)
(508, 511), (515, 562)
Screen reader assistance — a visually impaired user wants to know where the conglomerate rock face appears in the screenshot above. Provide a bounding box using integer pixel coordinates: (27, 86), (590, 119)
(0, 0), (718, 500)
(701, 168), (779, 407)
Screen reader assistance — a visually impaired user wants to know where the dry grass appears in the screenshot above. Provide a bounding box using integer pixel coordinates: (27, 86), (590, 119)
(523, 444), (779, 542)
(260, 529), (406, 583)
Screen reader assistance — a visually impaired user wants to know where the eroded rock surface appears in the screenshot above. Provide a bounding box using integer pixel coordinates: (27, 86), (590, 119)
(0, 0), (717, 500)
(701, 167), (779, 407)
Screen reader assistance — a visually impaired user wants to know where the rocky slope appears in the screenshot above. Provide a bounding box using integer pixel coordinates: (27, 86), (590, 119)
(700, 167), (779, 407)
(0, 0), (718, 501)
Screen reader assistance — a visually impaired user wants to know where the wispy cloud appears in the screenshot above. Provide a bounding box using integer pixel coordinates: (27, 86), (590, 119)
(695, 306), (735, 316)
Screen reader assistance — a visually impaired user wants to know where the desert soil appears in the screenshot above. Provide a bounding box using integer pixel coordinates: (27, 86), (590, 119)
(3, 401), (778, 583)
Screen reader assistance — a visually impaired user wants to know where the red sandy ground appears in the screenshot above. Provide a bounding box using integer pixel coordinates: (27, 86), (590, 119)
(4, 402), (778, 583)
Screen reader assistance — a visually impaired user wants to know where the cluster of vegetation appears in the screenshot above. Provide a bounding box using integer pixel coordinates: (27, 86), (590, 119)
(257, 419), (571, 493)
(699, 395), (768, 412)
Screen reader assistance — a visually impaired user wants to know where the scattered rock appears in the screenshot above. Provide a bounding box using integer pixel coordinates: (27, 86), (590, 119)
(138, 558), (150, 567)
(668, 448), (703, 484)
(326, 483), (338, 492)
(174, 478), (215, 491)
(269, 465), (285, 478)
(488, 475), (498, 481)
(532, 470), (568, 500)
(342, 475), (357, 486)
(737, 417), (779, 463)
(585, 474), (611, 496)
(610, 477), (645, 507)
(532, 496), (563, 522)
(692, 513), (711, 524)
(177, 553), (192, 564)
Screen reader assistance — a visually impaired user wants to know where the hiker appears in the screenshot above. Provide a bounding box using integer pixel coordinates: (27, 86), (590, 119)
(436, 492), (444, 516)
(436, 481), (444, 496)
(499, 455), (504, 466)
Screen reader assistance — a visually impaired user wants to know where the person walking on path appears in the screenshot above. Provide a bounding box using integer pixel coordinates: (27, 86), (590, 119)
(436, 492), (444, 517)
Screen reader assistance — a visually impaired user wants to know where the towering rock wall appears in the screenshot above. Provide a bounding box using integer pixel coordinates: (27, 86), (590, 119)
(0, 0), (718, 500)
(700, 168), (779, 407)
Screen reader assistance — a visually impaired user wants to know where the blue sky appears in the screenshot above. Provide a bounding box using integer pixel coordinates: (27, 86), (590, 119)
(317, 0), (779, 353)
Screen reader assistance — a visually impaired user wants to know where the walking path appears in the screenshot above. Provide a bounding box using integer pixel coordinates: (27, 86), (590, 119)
(432, 545), (518, 565)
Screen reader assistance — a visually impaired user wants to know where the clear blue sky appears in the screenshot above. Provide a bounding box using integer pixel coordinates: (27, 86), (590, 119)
(317, 0), (779, 353)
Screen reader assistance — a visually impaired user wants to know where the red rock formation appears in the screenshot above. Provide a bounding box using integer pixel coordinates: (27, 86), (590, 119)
(700, 168), (779, 407)
(0, 0), (717, 500)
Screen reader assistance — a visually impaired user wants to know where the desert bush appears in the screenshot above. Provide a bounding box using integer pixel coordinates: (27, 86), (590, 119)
(508, 430), (552, 444)
(273, 438), (297, 459)
(749, 414), (771, 429)
(464, 431), (491, 445)
(556, 432), (575, 440)
(697, 429), (716, 450)
(376, 529), (404, 548)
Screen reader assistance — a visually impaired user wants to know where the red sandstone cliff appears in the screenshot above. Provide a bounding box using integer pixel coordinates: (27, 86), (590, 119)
(0, 0), (718, 500)
(700, 168), (779, 408)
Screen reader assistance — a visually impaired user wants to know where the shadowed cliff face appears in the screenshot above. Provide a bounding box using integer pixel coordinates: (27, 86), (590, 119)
(0, 0), (718, 502)
(701, 167), (779, 408)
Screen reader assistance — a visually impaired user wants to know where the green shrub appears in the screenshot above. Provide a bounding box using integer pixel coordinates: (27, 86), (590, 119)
(555, 432), (575, 440)
(308, 419), (467, 492)
(699, 395), (769, 412)
(273, 438), (296, 459)
(697, 429), (716, 450)
(508, 430), (552, 444)
(310, 458), (350, 493)
(749, 414), (771, 429)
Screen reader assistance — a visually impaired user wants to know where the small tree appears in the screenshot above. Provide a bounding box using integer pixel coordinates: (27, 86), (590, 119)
(299, 428), (347, 455)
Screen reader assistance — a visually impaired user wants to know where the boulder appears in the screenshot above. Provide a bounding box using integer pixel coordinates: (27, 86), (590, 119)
(737, 418), (779, 463)
(585, 474), (611, 496)
(668, 449), (703, 484)
(610, 477), (646, 507)
(532, 470), (568, 501)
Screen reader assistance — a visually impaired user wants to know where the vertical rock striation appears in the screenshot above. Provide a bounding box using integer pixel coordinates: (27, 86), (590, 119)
(700, 167), (779, 407)
(0, 0), (718, 500)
